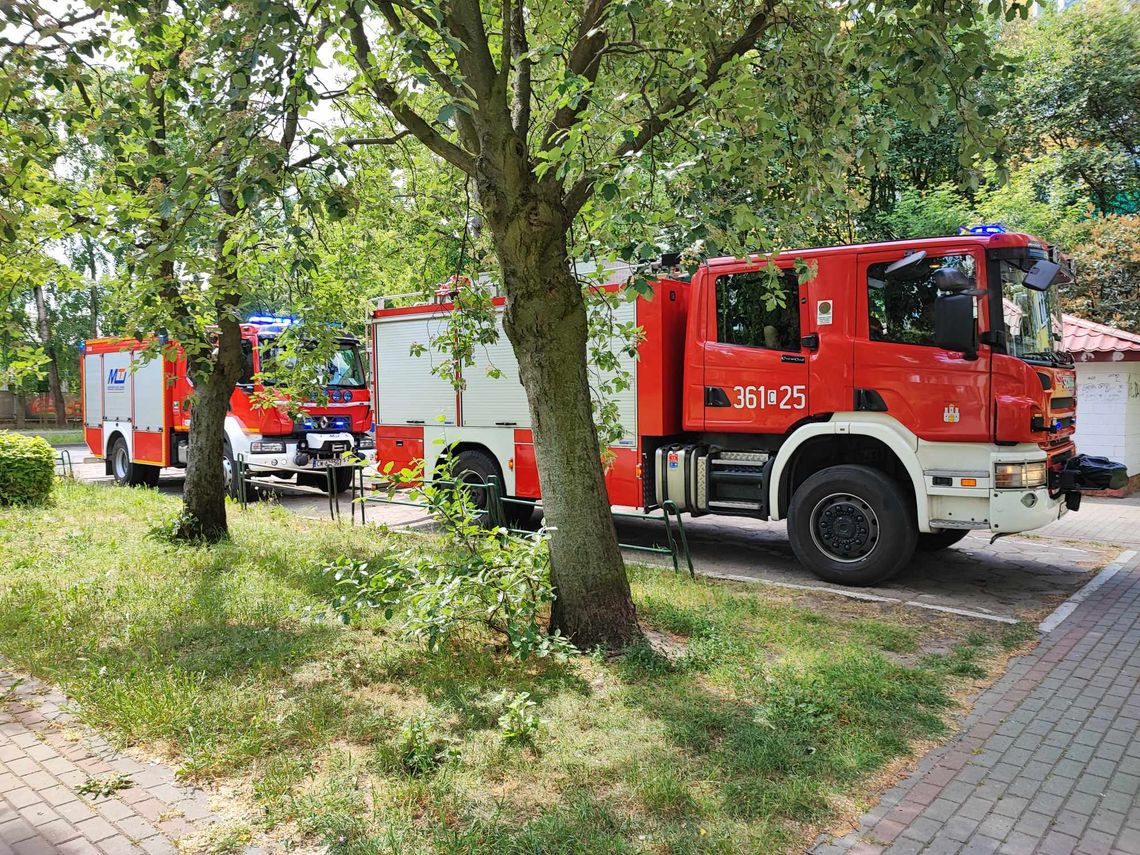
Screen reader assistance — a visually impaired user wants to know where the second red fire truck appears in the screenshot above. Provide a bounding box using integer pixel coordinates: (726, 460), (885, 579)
(370, 226), (1123, 585)
(82, 317), (374, 495)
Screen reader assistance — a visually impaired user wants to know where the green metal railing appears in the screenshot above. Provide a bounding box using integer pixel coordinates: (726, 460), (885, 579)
(54, 449), (73, 478)
(229, 457), (694, 576)
(350, 469), (694, 577)
(234, 455), (361, 521)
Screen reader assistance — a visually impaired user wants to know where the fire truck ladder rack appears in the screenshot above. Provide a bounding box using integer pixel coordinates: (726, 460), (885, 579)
(348, 469), (695, 578)
(234, 455), (362, 521)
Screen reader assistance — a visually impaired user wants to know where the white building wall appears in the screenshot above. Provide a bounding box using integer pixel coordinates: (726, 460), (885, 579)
(1072, 361), (1140, 476)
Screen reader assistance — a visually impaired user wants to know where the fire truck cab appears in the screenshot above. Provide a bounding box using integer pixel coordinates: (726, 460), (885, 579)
(82, 317), (374, 496)
(370, 227), (1116, 585)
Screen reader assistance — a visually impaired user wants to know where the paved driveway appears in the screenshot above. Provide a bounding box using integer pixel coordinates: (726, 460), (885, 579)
(63, 446), (1124, 624)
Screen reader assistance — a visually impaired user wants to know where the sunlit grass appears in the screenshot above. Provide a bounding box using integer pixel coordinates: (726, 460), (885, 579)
(0, 480), (1021, 853)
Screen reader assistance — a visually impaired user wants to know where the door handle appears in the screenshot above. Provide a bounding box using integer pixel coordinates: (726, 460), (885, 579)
(800, 333), (819, 350)
(704, 386), (732, 407)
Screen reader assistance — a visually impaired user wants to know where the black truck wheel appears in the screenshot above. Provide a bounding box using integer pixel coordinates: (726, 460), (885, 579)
(916, 528), (970, 552)
(109, 435), (160, 488)
(788, 464), (917, 586)
(222, 442), (243, 499)
(451, 449), (501, 526)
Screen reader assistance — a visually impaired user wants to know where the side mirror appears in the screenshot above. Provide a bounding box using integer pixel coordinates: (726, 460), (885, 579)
(1023, 259), (1059, 291)
(935, 293), (978, 359)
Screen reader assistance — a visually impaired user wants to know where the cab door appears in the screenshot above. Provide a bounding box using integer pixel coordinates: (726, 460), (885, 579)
(702, 265), (810, 434)
(854, 247), (990, 442)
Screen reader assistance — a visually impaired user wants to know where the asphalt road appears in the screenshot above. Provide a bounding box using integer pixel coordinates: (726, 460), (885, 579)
(61, 445), (1126, 624)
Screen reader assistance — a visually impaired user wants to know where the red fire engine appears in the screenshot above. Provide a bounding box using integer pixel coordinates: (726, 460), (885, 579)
(370, 226), (1123, 586)
(81, 317), (374, 495)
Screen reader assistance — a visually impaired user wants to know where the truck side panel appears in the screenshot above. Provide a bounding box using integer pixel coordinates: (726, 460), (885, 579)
(132, 356), (168, 466)
(82, 351), (104, 456)
(374, 313), (458, 426)
(635, 278), (689, 437)
(102, 350), (133, 424)
(463, 314), (530, 427)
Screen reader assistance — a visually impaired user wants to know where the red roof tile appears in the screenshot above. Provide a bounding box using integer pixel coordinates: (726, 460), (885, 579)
(1063, 314), (1140, 355)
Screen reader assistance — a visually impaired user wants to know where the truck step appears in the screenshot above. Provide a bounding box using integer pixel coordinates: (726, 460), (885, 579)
(715, 451), (769, 464)
(928, 518), (988, 530)
(708, 499), (764, 512)
(709, 470), (766, 485)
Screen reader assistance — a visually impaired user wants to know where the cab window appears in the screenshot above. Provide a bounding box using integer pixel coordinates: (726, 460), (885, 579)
(867, 254), (975, 347)
(238, 340), (255, 385)
(715, 269), (800, 352)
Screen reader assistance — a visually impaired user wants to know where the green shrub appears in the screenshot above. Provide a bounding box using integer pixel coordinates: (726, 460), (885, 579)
(0, 432), (56, 506)
(327, 452), (572, 661)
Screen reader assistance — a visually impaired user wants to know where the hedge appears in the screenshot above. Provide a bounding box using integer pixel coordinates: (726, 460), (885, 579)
(0, 432), (56, 506)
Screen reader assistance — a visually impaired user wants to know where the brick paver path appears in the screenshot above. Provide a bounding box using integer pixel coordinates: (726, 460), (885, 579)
(814, 550), (1140, 855)
(1039, 495), (1140, 548)
(0, 670), (223, 854)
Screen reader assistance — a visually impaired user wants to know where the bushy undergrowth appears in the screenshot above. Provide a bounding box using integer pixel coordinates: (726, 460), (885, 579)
(0, 431), (55, 505)
(328, 456), (572, 660)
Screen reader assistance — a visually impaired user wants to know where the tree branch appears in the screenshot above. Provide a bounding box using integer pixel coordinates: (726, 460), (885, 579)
(375, 1), (465, 100)
(564, 2), (779, 217)
(287, 132), (413, 171)
(541, 0), (613, 150)
(443, 0), (500, 105)
(344, 5), (475, 174)
(510, 0), (531, 138)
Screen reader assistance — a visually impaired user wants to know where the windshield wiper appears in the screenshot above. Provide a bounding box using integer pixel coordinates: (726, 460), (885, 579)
(1020, 350), (1069, 367)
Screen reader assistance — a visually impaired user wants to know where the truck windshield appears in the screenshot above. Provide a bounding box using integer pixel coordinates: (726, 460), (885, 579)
(999, 261), (1066, 365)
(263, 342), (367, 388)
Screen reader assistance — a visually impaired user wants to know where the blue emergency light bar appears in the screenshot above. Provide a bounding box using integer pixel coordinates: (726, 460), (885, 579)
(248, 314), (298, 325)
(960, 223), (1008, 236)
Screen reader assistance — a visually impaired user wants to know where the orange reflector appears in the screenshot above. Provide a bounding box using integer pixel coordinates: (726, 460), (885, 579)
(635, 464), (643, 479)
(960, 478), (977, 487)
(507, 458), (514, 470)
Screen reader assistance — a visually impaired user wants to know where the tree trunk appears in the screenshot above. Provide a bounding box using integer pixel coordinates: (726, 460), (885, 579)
(174, 253), (243, 542)
(177, 355), (238, 542)
(486, 183), (639, 649)
(32, 283), (69, 428)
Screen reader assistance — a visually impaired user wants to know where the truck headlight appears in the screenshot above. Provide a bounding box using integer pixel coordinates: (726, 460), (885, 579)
(250, 440), (286, 454)
(357, 436), (375, 450)
(995, 462), (1047, 489)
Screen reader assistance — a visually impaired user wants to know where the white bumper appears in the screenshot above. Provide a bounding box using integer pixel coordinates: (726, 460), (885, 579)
(921, 442), (1068, 534)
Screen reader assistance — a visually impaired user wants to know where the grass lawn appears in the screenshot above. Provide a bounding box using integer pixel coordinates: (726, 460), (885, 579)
(5, 427), (85, 446)
(0, 481), (1034, 854)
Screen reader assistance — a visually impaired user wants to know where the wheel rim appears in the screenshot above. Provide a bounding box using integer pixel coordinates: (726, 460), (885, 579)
(112, 445), (129, 480)
(809, 492), (880, 563)
(222, 455), (233, 491)
(458, 471), (488, 510)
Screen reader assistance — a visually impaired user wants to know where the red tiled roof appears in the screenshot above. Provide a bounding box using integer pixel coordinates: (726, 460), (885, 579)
(1063, 314), (1140, 355)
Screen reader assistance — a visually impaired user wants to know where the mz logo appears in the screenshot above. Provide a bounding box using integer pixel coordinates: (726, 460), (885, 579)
(106, 367), (127, 389)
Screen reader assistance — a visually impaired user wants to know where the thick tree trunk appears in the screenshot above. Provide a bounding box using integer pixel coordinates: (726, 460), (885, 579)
(178, 357), (237, 542)
(32, 284), (69, 427)
(174, 256), (243, 542)
(486, 183), (639, 648)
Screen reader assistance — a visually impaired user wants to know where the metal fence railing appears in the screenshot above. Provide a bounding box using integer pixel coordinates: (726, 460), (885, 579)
(54, 449), (73, 478)
(229, 457), (694, 577)
(349, 469), (694, 577)
(234, 455), (361, 521)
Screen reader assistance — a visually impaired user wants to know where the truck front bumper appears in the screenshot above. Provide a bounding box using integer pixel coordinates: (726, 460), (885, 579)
(241, 433), (374, 472)
(989, 486), (1069, 535)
